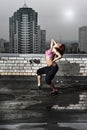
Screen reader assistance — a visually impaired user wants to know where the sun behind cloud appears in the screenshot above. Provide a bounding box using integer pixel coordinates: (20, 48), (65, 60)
(63, 9), (75, 22)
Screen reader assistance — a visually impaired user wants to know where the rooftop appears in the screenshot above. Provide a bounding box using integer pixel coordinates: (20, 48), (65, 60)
(0, 76), (87, 129)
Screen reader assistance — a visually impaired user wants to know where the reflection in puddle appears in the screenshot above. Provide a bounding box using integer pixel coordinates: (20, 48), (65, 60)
(0, 123), (87, 130)
(52, 91), (87, 110)
(25, 128), (45, 130)
(0, 123), (47, 130)
(58, 123), (87, 130)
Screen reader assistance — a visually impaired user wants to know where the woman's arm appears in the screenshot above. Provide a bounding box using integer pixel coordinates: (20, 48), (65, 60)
(50, 39), (57, 49)
(52, 48), (62, 62)
(52, 55), (62, 62)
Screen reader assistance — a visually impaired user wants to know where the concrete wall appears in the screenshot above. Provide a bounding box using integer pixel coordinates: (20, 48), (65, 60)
(0, 53), (87, 76)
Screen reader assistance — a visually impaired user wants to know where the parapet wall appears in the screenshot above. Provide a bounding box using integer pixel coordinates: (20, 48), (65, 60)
(0, 53), (87, 76)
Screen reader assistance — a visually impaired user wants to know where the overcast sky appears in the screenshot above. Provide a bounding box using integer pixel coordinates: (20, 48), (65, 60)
(0, 0), (87, 42)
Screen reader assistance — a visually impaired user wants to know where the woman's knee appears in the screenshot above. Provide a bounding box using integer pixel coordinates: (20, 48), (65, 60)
(37, 69), (41, 75)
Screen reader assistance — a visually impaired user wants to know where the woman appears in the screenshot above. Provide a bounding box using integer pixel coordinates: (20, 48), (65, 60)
(37, 39), (65, 94)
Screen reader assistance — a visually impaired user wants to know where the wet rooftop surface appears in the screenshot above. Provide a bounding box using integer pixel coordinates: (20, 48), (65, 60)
(0, 76), (87, 130)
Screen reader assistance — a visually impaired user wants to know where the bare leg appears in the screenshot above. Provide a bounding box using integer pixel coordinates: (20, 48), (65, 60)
(37, 75), (42, 89)
(50, 82), (58, 93)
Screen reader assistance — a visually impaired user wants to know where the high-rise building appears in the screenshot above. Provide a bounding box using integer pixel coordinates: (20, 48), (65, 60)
(37, 25), (46, 53)
(41, 30), (46, 53)
(79, 26), (87, 53)
(37, 26), (41, 53)
(0, 38), (7, 53)
(9, 3), (38, 53)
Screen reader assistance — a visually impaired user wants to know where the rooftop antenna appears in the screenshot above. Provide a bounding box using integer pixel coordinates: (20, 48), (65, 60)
(23, 0), (28, 8)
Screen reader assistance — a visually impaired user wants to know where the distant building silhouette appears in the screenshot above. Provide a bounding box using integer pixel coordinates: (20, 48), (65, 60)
(4, 42), (9, 53)
(65, 42), (79, 54)
(79, 26), (87, 53)
(9, 3), (38, 53)
(37, 25), (46, 53)
(0, 38), (6, 53)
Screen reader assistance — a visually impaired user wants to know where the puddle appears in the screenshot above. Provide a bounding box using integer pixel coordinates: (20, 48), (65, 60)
(59, 123), (87, 130)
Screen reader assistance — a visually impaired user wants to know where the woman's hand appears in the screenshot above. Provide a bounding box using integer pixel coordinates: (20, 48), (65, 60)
(50, 39), (57, 49)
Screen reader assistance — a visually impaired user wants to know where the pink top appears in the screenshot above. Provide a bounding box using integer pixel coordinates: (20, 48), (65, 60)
(45, 48), (55, 58)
